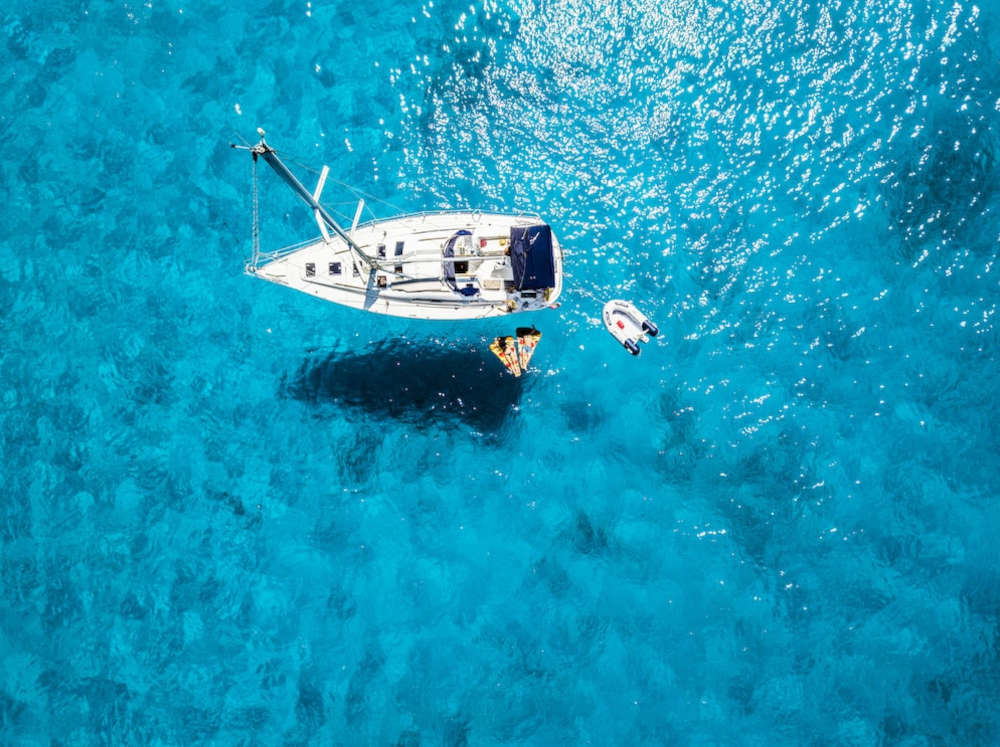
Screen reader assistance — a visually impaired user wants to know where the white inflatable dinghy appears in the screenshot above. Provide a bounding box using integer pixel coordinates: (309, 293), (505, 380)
(602, 300), (658, 355)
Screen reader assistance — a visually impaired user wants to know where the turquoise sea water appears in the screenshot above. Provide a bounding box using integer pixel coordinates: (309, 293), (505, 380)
(3, 0), (1000, 743)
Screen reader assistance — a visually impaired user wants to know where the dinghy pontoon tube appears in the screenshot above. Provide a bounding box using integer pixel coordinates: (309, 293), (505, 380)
(603, 300), (658, 356)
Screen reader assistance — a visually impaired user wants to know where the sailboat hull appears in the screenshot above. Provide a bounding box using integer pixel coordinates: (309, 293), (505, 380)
(249, 210), (563, 321)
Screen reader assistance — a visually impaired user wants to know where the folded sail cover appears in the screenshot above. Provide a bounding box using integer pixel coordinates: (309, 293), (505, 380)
(510, 225), (555, 290)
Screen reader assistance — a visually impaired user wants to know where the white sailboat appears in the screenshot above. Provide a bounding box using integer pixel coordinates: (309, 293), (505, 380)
(233, 131), (563, 321)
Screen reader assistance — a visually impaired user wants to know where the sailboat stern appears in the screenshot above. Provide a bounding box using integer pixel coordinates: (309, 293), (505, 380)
(506, 224), (562, 310)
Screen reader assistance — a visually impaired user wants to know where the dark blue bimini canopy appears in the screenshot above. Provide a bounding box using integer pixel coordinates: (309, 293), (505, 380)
(510, 225), (555, 290)
(442, 229), (471, 291)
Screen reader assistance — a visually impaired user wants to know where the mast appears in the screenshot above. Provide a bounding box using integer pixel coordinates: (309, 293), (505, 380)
(234, 130), (380, 271)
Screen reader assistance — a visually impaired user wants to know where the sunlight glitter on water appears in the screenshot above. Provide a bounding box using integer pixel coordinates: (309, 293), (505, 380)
(1, 0), (999, 742)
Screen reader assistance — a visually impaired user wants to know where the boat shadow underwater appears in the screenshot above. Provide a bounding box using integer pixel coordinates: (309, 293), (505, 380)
(283, 339), (524, 432)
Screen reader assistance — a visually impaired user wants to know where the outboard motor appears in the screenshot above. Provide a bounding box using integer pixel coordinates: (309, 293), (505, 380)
(624, 339), (641, 356)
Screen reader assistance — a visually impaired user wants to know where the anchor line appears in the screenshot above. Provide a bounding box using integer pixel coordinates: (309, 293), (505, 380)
(251, 153), (261, 268)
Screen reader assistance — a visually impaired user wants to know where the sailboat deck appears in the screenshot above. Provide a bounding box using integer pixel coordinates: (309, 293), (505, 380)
(250, 210), (563, 320)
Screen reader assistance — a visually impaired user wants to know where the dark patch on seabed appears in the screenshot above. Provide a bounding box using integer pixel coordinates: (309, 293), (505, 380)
(284, 339), (523, 431)
(417, 5), (522, 126)
(880, 24), (1000, 262)
(884, 109), (998, 259)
